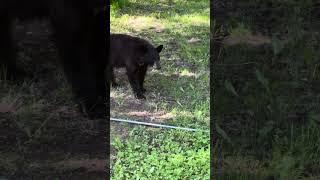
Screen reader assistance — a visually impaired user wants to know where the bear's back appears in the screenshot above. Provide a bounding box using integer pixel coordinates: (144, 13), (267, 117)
(110, 34), (153, 67)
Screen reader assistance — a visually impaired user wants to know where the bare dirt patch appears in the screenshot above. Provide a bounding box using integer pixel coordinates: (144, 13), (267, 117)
(128, 17), (165, 33)
(223, 34), (271, 46)
(110, 67), (176, 141)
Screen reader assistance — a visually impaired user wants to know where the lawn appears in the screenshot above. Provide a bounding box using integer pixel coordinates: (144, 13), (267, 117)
(110, 0), (210, 179)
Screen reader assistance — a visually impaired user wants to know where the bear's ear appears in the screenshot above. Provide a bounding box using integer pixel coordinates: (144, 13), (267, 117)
(156, 45), (163, 53)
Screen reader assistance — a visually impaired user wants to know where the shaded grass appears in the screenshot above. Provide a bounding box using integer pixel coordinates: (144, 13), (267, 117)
(214, 15), (320, 179)
(0, 21), (106, 177)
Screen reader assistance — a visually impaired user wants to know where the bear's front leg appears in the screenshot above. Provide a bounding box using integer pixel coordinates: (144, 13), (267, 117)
(126, 68), (146, 99)
(138, 65), (148, 93)
(111, 67), (120, 87)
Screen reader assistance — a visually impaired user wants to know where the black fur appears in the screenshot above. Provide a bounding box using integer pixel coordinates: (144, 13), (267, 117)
(0, 0), (107, 119)
(110, 34), (163, 99)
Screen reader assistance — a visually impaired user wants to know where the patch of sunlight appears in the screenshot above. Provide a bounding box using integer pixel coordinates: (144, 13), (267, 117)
(170, 108), (193, 118)
(112, 15), (164, 32)
(177, 69), (209, 79)
(110, 14), (132, 33)
(110, 90), (126, 99)
(170, 13), (209, 27)
(126, 111), (175, 121)
(180, 69), (196, 77)
(154, 70), (208, 80)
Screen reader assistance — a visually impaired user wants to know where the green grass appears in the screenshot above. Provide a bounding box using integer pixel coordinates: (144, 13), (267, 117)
(110, 0), (210, 178)
(112, 128), (209, 179)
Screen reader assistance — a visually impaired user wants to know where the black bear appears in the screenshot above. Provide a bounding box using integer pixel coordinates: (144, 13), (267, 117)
(110, 34), (163, 99)
(0, 0), (108, 119)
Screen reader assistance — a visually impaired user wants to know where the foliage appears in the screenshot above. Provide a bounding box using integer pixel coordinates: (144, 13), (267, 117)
(214, 0), (320, 178)
(110, 0), (129, 10)
(111, 128), (209, 179)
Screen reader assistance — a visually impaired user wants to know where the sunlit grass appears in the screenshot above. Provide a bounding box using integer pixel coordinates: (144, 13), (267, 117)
(110, 0), (209, 178)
